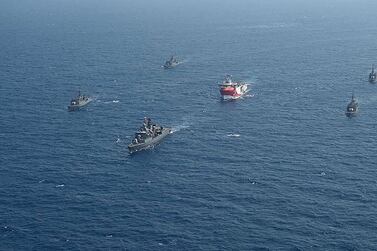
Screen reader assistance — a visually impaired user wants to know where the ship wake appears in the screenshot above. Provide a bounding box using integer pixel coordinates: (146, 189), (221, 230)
(171, 123), (190, 133)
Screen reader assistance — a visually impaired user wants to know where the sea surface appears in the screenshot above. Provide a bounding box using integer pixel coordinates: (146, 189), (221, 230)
(1, 0), (377, 250)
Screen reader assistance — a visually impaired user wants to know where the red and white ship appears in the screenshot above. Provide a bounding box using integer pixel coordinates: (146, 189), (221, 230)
(219, 75), (250, 100)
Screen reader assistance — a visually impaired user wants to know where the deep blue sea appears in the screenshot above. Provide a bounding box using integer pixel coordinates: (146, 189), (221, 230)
(1, 0), (377, 250)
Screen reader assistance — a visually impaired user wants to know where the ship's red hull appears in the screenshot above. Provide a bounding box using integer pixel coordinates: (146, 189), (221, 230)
(219, 83), (249, 100)
(220, 86), (236, 96)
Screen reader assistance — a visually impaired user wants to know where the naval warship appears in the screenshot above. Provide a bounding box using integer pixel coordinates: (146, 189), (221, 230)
(128, 117), (172, 153)
(345, 93), (358, 117)
(163, 56), (179, 69)
(369, 65), (376, 83)
(68, 91), (92, 111)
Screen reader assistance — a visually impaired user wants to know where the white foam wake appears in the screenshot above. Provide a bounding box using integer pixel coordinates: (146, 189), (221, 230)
(103, 99), (120, 104)
(227, 133), (241, 137)
(171, 124), (190, 133)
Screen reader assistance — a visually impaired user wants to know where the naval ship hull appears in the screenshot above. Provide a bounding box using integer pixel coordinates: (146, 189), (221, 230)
(68, 99), (92, 112)
(128, 128), (172, 153)
(369, 65), (376, 83)
(163, 63), (179, 69)
(345, 105), (358, 117)
(345, 110), (358, 117)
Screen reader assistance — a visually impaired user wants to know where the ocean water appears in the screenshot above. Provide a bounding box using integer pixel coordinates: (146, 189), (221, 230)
(1, 0), (377, 250)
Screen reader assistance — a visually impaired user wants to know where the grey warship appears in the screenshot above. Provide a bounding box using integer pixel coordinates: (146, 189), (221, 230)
(68, 91), (92, 111)
(128, 117), (172, 153)
(163, 56), (179, 69)
(345, 93), (358, 117)
(369, 65), (376, 83)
